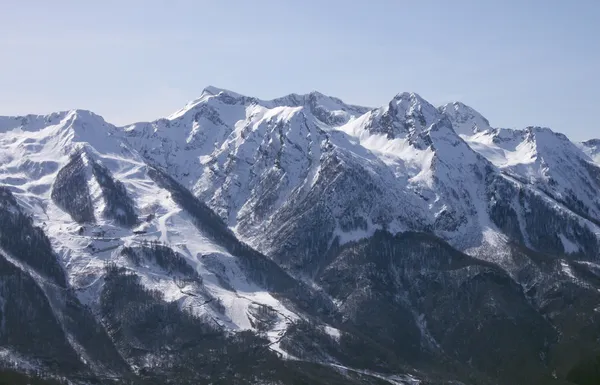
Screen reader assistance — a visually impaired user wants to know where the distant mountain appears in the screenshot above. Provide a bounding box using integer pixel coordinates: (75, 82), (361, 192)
(0, 87), (599, 384)
(580, 138), (600, 165)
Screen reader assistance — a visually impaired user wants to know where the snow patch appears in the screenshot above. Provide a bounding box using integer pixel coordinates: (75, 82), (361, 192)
(559, 233), (580, 254)
(560, 261), (576, 280)
(324, 325), (341, 340)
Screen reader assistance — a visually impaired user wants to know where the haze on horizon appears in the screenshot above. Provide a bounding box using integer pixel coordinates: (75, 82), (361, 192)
(1, 0), (599, 141)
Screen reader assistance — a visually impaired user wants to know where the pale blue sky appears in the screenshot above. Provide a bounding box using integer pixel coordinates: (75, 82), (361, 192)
(1, 1), (598, 140)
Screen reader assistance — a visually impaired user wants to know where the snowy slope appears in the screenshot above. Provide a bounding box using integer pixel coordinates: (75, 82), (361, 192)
(465, 127), (600, 225)
(441, 104), (600, 221)
(0, 110), (300, 340)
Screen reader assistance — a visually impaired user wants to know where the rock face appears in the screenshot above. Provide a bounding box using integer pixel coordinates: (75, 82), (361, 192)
(0, 88), (599, 384)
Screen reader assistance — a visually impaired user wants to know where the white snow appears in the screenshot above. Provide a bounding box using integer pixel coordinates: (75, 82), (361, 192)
(559, 233), (580, 254)
(560, 261), (576, 279)
(324, 325), (342, 340)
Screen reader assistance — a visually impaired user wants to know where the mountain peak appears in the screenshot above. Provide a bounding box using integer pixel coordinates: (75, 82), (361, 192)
(439, 101), (491, 136)
(200, 85), (245, 99)
(524, 126), (569, 141)
(365, 92), (440, 138)
(0, 111), (72, 133)
(306, 90), (327, 98)
(390, 92), (437, 114)
(261, 91), (369, 126)
(0, 109), (108, 134)
(583, 138), (600, 146)
(61, 109), (112, 133)
(66, 108), (105, 122)
(393, 91), (426, 102)
(272, 90), (360, 106)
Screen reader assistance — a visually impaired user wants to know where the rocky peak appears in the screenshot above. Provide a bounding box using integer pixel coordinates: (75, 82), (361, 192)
(365, 92), (441, 139)
(439, 101), (491, 136)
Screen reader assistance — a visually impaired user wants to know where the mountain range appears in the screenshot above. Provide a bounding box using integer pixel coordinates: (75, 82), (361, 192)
(0, 87), (599, 384)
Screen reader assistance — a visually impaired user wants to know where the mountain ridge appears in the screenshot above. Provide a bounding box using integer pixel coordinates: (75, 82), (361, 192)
(1, 87), (599, 384)
(2, 87), (594, 142)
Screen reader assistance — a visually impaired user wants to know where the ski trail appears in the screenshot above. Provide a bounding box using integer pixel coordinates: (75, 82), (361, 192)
(157, 209), (179, 244)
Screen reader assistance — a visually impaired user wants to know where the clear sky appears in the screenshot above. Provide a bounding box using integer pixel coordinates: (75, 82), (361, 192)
(1, 0), (599, 140)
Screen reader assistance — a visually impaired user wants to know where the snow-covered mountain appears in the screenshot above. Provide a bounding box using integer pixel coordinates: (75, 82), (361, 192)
(465, 127), (600, 223)
(1, 87), (600, 385)
(121, 88), (600, 263)
(0, 108), (305, 339)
